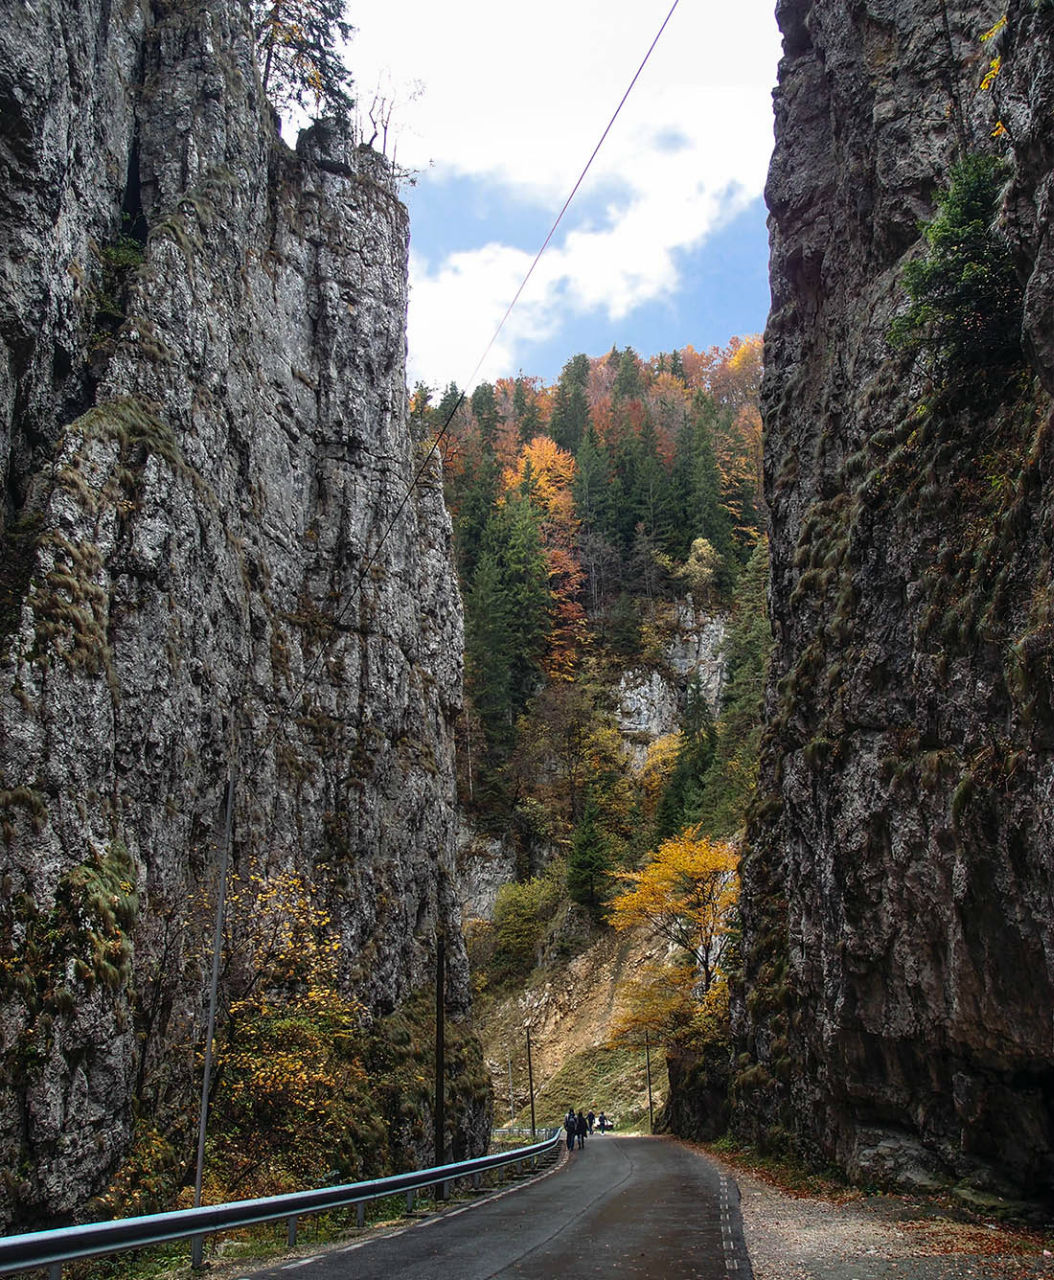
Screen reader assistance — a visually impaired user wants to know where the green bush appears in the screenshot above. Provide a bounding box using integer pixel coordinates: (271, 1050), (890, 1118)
(890, 153), (1023, 394)
(491, 865), (565, 980)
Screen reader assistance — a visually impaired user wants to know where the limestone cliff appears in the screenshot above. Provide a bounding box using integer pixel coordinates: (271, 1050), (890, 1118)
(735, 0), (1054, 1197)
(0, 0), (475, 1230)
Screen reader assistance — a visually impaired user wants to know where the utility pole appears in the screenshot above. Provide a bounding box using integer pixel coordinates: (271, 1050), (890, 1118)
(507, 1054), (515, 1122)
(192, 769), (237, 1268)
(434, 933), (446, 1193)
(525, 1025), (536, 1139)
(645, 1029), (654, 1135)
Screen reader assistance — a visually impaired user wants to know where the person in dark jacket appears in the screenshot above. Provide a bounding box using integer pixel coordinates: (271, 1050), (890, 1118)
(587, 1109), (595, 1133)
(575, 1110), (588, 1149)
(564, 1108), (577, 1151)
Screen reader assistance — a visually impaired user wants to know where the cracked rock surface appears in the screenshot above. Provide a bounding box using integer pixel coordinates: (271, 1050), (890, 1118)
(736, 0), (1054, 1199)
(0, 0), (478, 1229)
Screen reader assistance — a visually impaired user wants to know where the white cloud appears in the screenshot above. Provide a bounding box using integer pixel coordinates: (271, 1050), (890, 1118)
(346, 0), (782, 386)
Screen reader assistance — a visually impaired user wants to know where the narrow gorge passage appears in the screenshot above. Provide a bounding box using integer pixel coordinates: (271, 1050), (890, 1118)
(243, 1137), (751, 1280)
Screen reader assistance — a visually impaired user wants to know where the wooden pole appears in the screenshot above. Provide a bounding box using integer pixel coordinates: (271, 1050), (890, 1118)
(525, 1025), (536, 1139)
(434, 934), (446, 1192)
(645, 1028), (654, 1134)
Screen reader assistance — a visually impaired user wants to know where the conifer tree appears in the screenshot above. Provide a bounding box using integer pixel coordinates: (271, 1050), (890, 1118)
(613, 348), (642, 402)
(471, 382), (500, 448)
(549, 355), (591, 454)
(572, 426), (611, 531)
(567, 793), (613, 914)
(653, 678), (716, 844)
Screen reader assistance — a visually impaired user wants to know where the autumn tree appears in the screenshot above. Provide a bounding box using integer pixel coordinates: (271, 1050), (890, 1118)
(511, 672), (608, 824)
(609, 828), (738, 993)
(252, 0), (354, 117)
(502, 436), (586, 678)
(676, 537), (720, 610)
(209, 869), (369, 1194)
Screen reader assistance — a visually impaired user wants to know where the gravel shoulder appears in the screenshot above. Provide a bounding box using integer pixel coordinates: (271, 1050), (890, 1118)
(681, 1143), (1054, 1280)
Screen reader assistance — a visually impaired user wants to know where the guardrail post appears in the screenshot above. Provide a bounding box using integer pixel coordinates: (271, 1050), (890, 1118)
(472, 1172), (481, 1190)
(406, 1189), (415, 1213)
(287, 1215), (298, 1247)
(191, 1235), (206, 1268)
(356, 1201), (365, 1229)
(49, 1264), (61, 1280)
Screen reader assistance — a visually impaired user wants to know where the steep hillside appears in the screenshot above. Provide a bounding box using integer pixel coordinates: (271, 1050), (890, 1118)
(0, 0), (480, 1230)
(736, 0), (1054, 1198)
(475, 918), (670, 1134)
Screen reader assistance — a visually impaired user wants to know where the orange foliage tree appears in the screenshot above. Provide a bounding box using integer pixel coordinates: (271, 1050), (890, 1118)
(609, 828), (738, 993)
(502, 436), (587, 678)
(609, 961), (731, 1049)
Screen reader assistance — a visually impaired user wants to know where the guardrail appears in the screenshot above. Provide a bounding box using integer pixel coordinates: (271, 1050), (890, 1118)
(0, 1129), (562, 1279)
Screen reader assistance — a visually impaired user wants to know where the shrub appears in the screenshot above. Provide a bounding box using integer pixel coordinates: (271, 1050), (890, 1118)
(890, 153), (1023, 394)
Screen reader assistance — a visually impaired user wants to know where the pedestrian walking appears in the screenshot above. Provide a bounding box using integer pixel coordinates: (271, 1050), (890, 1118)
(587, 1109), (595, 1134)
(575, 1110), (587, 1149)
(564, 1108), (577, 1152)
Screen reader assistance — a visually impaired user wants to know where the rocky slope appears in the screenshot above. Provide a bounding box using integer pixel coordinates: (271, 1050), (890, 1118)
(0, 0), (476, 1230)
(735, 0), (1054, 1197)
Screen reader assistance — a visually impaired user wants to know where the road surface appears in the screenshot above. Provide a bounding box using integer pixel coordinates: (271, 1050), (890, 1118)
(244, 1135), (753, 1279)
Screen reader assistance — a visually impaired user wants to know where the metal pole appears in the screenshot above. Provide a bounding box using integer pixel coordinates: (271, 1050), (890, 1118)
(525, 1025), (536, 1139)
(434, 933), (446, 1194)
(507, 1055), (515, 1121)
(645, 1029), (654, 1135)
(191, 769), (236, 1267)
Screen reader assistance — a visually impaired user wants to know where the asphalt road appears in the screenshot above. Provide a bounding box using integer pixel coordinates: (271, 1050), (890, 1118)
(243, 1136), (753, 1279)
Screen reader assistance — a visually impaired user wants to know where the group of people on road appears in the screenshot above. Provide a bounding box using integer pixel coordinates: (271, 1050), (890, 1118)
(563, 1107), (612, 1150)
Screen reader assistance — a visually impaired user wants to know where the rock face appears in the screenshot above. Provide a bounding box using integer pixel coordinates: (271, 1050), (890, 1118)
(616, 607), (727, 764)
(735, 0), (1054, 1197)
(0, 0), (474, 1230)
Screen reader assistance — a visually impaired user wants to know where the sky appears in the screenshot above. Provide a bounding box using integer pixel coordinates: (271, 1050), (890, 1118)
(341, 0), (783, 391)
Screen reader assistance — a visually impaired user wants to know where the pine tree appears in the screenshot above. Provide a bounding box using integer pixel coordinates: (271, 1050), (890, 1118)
(612, 348), (642, 403)
(653, 680), (717, 844)
(567, 793), (612, 914)
(513, 377), (542, 444)
(549, 355), (591, 454)
(453, 453), (500, 579)
(572, 426), (611, 532)
(471, 383), (500, 449)
(464, 549), (514, 754)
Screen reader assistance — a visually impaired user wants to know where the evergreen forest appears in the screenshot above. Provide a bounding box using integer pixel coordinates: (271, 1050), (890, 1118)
(413, 338), (772, 959)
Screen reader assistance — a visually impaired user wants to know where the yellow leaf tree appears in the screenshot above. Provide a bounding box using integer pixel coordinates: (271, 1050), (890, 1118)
(609, 828), (738, 993)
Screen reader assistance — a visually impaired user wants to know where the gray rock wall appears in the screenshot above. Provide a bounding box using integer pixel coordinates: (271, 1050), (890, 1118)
(616, 607), (727, 765)
(0, 0), (471, 1229)
(736, 0), (1054, 1197)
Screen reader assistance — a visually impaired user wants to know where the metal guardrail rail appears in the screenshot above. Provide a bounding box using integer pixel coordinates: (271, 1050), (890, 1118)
(0, 1129), (562, 1279)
